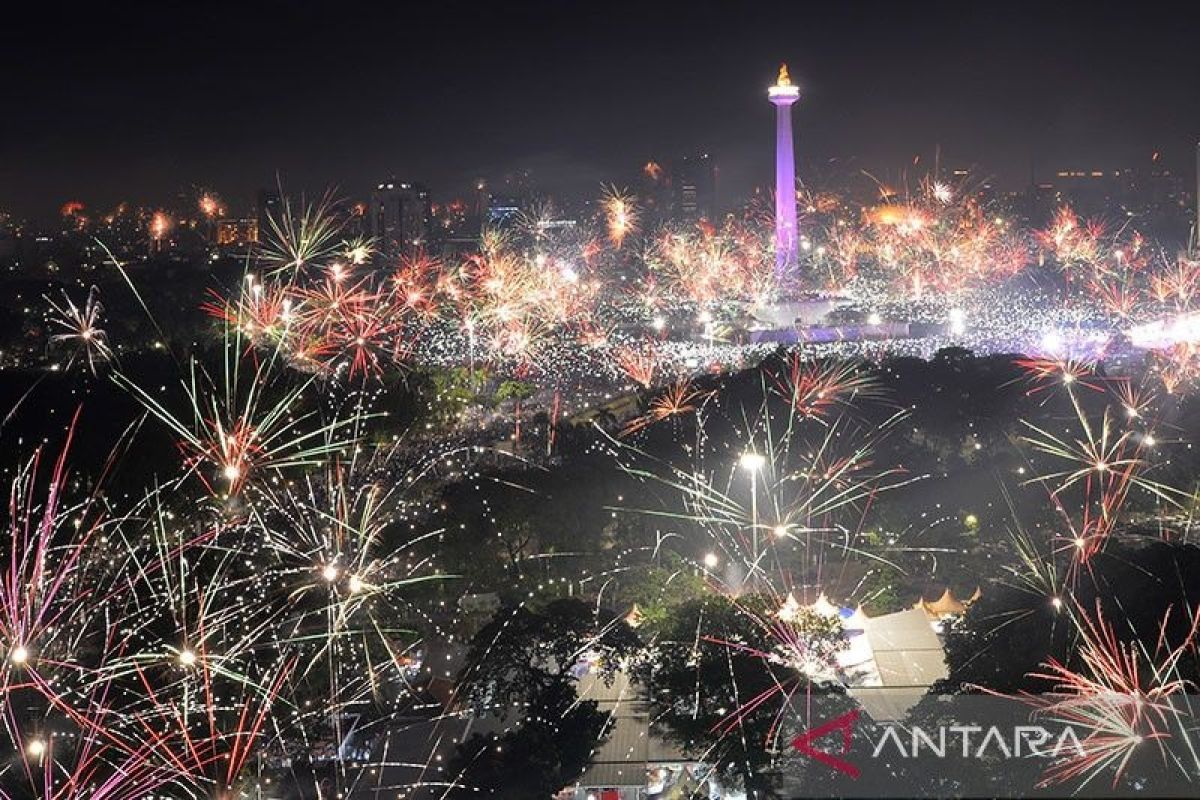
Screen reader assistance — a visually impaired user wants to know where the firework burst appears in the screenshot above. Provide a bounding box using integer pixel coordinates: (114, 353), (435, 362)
(46, 287), (114, 374)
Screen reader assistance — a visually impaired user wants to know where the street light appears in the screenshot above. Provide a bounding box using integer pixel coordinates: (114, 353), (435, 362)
(739, 452), (766, 471)
(739, 451), (767, 584)
(703, 552), (719, 569)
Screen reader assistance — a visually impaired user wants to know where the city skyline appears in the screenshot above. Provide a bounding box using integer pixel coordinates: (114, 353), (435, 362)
(3, 1), (1198, 221)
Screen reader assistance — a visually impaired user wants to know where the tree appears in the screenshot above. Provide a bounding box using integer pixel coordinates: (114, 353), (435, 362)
(494, 379), (535, 404)
(457, 598), (641, 717)
(449, 599), (641, 798)
(941, 539), (1200, 693)
(617, 553), (707, 628)
(859, 563), (905, 615)
(447, 681), (608, 798)
(412, 366), (487, 430)
(635, 593), (847, 796)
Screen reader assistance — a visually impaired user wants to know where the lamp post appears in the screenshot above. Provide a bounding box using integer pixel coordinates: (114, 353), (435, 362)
(740, 451), (766, 579)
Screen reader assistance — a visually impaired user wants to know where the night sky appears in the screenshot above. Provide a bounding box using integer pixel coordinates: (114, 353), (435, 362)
(3, 1), (1197, 221)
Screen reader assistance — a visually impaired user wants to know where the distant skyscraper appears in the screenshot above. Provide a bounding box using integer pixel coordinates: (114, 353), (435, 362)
(670, 153), (717, 223)
(1042, 162), (1187, 234)
(768, 63), (800, 273)
(486, 171), (535, 229)
(371, 180), (431, 262)
(486, 194), (523, 228)
(636, 160), (671, 228)
(255, 189), (282, 241)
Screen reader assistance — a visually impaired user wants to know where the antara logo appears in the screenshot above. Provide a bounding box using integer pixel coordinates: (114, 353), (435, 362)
(791, 709), (861, 778)
(791, 710), (1087, 778)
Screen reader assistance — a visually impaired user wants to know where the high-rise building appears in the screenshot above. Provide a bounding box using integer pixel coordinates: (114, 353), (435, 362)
(670, 153), (718, 223)
(768, 63), (800, 274)
(370, 180), (431, 262)
(635, 161), (672, 228)
(485, 170), (536, 230)
(255, 189), (282, 242)
(486, 194), (524, 228)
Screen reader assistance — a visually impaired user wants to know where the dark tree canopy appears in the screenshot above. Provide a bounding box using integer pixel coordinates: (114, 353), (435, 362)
(941, 539), (1200, 692)
(447, 681), (608, 799)
(635, 593), (847, 794)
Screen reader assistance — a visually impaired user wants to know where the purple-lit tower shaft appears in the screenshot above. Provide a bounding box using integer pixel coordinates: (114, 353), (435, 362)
(769, 64), (800, 275)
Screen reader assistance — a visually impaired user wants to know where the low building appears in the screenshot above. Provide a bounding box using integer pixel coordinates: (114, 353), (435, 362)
(216, 218), (259, 254)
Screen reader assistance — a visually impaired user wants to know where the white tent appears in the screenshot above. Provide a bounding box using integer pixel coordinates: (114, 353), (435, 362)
(808, 592), (841, 618)
(842, 607), (948, 722)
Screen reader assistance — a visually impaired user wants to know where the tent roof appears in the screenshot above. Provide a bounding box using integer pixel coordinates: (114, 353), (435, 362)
(809, 592), (841, 617)
(926, 588), (966, 615)
(847, 608), (949, 721)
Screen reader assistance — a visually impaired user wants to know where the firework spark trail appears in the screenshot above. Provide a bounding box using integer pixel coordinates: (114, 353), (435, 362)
(613, 398), (916, 596)
(9, 176), (1200, 797)
(3, 266), (489, 798)
(606, 367), (936, 779)
(621, 378), (715, 437)
(1019, 378), (1186, 572)
(768, 355), (886, 422)
(45, 287), (114, 375)
(0, 417), (467, 797)
(999, 600), (1200, 790)
(964, 366), (1200, 792)
(113, 320), (365, 496)
(601, 184), (640, 249)
(261, 191), (345, 275)
(173, 177), (1200, 415)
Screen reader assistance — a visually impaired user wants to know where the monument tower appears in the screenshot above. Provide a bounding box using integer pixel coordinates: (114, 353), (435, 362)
(768, 63), (800, 274)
